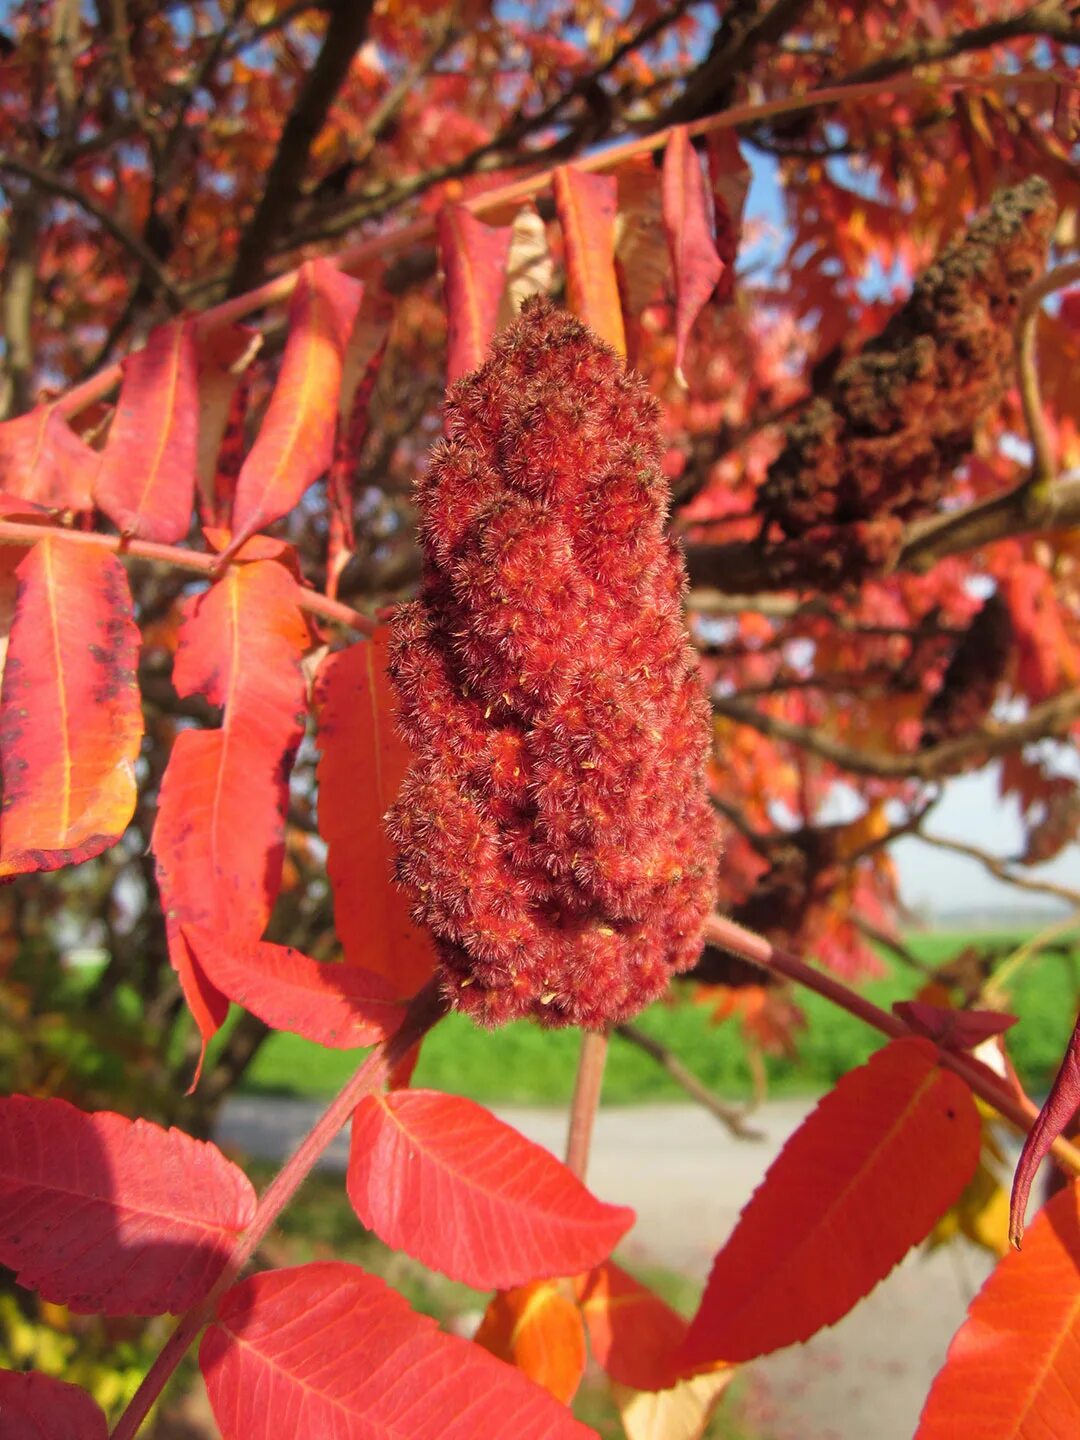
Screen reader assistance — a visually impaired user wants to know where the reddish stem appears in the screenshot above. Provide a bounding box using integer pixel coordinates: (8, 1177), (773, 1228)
(565, 1028), (610, 1182)
(703, 914), (1080, 1178)
(0, 520), (375, 635)
(109, 979), (448, 1440)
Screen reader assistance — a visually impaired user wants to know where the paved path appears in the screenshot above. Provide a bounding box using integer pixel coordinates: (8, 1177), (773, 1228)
(215, 1097), (997, 1440)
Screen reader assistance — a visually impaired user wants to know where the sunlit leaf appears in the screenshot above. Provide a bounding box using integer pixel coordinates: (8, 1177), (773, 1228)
(680, 1038), (981, 1366)
(347, 1089), (634, 1288)
(553, 166), (626, 355)
(200, 1263), (598, 1438)
(0, 540), (142, 876)
(662, 127), (725, 383)
(94, 319), (199, 541)
(438, 204), (513, 382)
(0, 404), (97, 511)
(474, 1280), (586, 1404)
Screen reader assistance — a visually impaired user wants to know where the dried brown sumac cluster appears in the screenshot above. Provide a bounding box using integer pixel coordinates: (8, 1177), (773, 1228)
(388, 299), (719, 1028)
(758, 177), (1055, 584)
(919, 590), (1013, 749)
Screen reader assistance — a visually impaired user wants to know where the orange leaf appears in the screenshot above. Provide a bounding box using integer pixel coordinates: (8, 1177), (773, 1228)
(0, 404), (97, 511)
(94, 319), (199, 542)
(680, 1037), (981, 1367)
(576, 1261), (688, 1392)
(662, 127), (724, 383)
(916, 1182), (1080, 1438)
(0, 540), (142, 875)
(475, 1281), (587, 1404)
(225, 258), (363, 560)
(437, 204), (513, 382)
(152, 561), (309, 1065)
(314, 632), (436, 997)
(553, 166), (626, 355)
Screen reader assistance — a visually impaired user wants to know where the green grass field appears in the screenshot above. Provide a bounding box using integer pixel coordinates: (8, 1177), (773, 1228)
(233, 928), (1080, 1105)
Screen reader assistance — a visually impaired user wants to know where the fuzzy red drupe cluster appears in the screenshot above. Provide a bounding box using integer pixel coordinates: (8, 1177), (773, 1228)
(388, 299), (719, 1028)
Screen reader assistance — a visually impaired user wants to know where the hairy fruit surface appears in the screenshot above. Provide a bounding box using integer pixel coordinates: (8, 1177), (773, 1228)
(388, 299), (719, 1027)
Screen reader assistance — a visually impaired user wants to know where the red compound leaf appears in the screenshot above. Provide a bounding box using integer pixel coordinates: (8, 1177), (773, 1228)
(0, 1370), (108, 1440)
(576, 1260), (688, 1392)
(553, 168), (626, 355)
(0, 403), (97, 511)
(347, 1089), (634, 1288)
(894, 1000), (1017, 1053)
(200, 1263), (597, 1439)
(0, 1095), (254, 1315)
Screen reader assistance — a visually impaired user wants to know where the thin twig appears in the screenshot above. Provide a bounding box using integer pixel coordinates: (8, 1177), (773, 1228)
(615, 1022), (762, 1139)
(918, 830), (1080, 908)
(1016, 259), (1080, 484)
(109, 978), (449, 1440)
(703, 913), (1080, 1180)
(565, 1029), (610, 1183)
(0, 521), (376, 635)
(0, 155), (181, 307)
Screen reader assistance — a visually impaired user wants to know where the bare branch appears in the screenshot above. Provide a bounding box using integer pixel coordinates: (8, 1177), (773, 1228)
(615, 1022), (763, 1139)
(1016, 259), (1080, 484)
(0, 156), (181, 307)
(712, 689), (1080, 780)
(916, 830), (1080, 908)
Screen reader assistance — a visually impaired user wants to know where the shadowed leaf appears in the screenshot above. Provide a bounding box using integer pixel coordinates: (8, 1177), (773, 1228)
(662, 127), (725, 383)
(577, 1261), (688, 1391)
(0, 1095), (254, 1315)
(0, 1370), (108, 1439)
(1010, 1009), (1080, 1246)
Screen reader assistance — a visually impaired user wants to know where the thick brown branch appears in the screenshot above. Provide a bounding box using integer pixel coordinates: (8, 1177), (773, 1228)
(712, 690), (1080, 780)
(227, 0), (377, 296)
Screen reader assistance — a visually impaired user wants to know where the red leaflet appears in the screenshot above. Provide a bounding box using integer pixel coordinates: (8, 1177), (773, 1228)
(226, 258), (363, 559)
(437, 204), (513, 382)
(330, 331), (385, 550)
(196, 323), (260, 527)
(576, 1261), (689, 1392)
(475, 1281), (587, 1404)
(917, 1183), (1080, 1438)
(894, 1000), (1017, 1051)
(662, 127), (725, 383)
(1010, 1009), (1080, 1246)
(347, 1089), (634, 1288)
(679, 1038), (981, 1367)
(705, 129), (749, 305)
(0, 541), (142, 876)
(553, 166), (626, 355)
(94, 319), (199, 541)
(0, 1370), (108, 1440)
(0, 403), (97, 511)
(0, 1094), (254, 1315)
(152, 561), (309, 1062)
(183, 923), (404, 1048)
(314, 635), (436, 996)
(200, 1263), (597, 1439)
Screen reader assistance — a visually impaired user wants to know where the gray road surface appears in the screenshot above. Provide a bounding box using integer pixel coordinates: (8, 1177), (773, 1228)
(215, 1097), (996, 1440)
